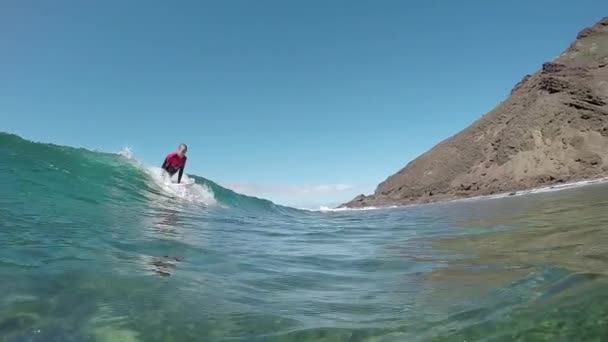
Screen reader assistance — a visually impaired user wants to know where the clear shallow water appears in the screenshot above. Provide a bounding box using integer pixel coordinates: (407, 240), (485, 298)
(3, 132), (608, 341)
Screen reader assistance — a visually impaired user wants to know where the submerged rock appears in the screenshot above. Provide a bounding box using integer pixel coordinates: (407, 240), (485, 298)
(0, 312), (39, 332)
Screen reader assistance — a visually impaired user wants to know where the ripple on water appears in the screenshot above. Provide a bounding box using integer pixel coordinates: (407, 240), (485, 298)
(4, 180), (608, 340)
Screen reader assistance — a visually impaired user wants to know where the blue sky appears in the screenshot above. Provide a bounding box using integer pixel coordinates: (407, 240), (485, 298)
(2, 1), (607, 207)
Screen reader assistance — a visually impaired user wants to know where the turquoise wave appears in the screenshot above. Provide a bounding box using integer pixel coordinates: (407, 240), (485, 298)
(0, 132), (287, 214)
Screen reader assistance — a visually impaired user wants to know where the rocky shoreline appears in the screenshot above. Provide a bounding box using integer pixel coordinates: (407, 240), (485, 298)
(343, 17), (608, 208)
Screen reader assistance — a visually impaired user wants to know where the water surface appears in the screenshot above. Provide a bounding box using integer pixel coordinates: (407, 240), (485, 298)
(2, 133), (608, 341)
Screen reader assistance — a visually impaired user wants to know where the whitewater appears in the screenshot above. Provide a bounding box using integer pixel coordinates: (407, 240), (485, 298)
(3, 132), (608, 341)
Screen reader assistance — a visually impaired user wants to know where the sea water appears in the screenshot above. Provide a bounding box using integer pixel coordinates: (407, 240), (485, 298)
(2, 132), (608, 341)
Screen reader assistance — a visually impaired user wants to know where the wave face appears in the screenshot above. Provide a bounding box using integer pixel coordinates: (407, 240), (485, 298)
(4, 132), (608, 341)
(0, 133), (285, 212)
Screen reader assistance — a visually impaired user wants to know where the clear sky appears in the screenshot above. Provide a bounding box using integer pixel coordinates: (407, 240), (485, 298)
(2, 1), (608, 207)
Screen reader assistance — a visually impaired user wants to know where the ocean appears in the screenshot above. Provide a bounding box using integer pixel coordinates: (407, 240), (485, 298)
(2, 132), (608, 341)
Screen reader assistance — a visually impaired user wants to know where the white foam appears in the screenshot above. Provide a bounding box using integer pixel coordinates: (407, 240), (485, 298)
(144, 166), (217, 205)
(116, 147), (216, 206)
(317, 177), (608, 212)
(527, 177), (608, 194)
(451, 177), (608, 205)
(118, 146), (134, 159)
(305, 205), (398, 212)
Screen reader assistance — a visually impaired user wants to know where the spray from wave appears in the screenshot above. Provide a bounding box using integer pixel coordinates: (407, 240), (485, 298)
(0, 133), (291, 213)
(118, 147), (216, 205)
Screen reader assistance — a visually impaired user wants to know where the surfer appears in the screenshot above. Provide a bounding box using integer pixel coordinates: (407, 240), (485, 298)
(162, 144), (188, 183)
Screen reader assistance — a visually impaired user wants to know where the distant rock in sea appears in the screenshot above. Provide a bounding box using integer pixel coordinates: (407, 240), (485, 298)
(343, 17), (608, 208)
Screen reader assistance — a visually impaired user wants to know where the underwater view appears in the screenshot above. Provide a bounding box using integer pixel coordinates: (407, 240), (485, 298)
(3, 132), (608, 341)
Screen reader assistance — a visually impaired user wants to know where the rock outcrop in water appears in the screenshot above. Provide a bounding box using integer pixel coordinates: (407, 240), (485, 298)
(343, 17), (608, 208)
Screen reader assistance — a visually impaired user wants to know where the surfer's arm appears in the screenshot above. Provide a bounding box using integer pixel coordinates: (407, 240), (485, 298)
(161, 157), (168, 170)
(177, 159), (186, 183)
(177, 167), (184, 183)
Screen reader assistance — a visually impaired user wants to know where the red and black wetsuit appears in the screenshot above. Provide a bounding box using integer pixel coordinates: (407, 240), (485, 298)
(162, 153), (187, 183)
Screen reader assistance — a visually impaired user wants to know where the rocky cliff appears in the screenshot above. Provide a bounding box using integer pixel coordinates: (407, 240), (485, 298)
(343, 17), (608, 208)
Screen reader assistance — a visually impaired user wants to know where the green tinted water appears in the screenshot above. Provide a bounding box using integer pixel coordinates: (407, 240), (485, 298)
(2, 132), (608, 341)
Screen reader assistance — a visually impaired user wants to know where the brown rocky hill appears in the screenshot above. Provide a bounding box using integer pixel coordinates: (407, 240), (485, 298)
(343, 17), (608, 208)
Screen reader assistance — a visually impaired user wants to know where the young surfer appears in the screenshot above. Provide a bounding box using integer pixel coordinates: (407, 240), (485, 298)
(162, 144), (188, 183)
